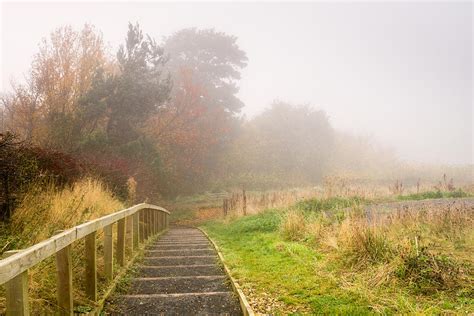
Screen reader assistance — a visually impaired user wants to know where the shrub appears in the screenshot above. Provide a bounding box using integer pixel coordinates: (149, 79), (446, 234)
(397, 247), (466, 294)
(26, 146), (86, 185)
(0, 133), (91, 220)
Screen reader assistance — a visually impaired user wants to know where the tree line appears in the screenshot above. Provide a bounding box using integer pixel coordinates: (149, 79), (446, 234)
(1, 22), (398, 208)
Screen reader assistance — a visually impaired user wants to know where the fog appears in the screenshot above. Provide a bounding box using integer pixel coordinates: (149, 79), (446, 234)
(1, 1), (472, 166)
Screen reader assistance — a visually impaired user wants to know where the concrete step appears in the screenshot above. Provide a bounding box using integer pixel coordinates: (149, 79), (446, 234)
(158, 238), (209, 242)
(143, 255), (217, 266)
(161, 236), (206, 239)
(147, 244), (212, 250)
(111, 292), (241, 315)
(153, 241), (211, 246)
(137, 265), (225, 277)
(129, 276), (229, 294)
(144, 249), (215, 257)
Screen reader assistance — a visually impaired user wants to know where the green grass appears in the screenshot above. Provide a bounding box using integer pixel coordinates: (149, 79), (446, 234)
(169, 207), (197, 224)
(201, 211), (374, 314)
(201, 199), (473, 315)
(296, 196), (367, 213)
(397, 189), (470, 201)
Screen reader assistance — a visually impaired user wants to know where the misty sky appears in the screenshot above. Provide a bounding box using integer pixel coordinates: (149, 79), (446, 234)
(1, 1), (472, 165)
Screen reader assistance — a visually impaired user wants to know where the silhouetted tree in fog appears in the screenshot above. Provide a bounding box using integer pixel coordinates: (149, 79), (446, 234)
(218, 102), (335, 189)
(164, 28), (248, 115)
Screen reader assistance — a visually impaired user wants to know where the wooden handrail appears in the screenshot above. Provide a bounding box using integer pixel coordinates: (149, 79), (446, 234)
(0, 202), (170, 315)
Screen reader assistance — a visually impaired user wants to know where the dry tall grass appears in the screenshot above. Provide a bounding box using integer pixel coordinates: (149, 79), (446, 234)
(7, 178), (124, 247)
(279, 210), (306, 241)
(221, 173), (473, 218)
(0, 178), (125, 314)
(283, 200), (474, 303)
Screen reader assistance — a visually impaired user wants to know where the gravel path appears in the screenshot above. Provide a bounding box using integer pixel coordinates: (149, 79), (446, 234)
(106, 227), (243, 315)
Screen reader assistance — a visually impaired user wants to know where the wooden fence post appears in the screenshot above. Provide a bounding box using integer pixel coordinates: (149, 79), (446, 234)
(84, 231), (97, 301)
(150, 210), (154, 236)
(152, 211), (157, 235)
(143, 209), (148, 239)
(159, 212), (163, 232)
(103, 224), (113, 281)
(147, 210), (151, 238)
(242, 189), (247, 216)
(133, 212), (139, 250)
(117, 218), (126, 266)
(56, 244), (73, 315)
(150, 211), (154, 236)
(126, 215), (133, 256)
(3, 250), (29, 316)
(156, 211), (161, 234)
(139, 210), (145, 242)
(223, 199), (228, 217)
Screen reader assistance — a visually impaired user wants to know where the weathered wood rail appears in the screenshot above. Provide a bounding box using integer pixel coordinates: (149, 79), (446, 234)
(0, 203), (170, 315)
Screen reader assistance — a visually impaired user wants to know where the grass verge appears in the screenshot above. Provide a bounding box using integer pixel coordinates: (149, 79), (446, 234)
(201, 197), (474, 315)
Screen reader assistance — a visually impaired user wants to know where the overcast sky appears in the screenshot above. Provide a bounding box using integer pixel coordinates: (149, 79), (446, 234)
(1, 1), (472, 165)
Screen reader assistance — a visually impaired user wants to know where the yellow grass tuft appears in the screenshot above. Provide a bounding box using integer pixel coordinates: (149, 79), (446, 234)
(280, 210), (306, 241)
(9, 178), (124, 246)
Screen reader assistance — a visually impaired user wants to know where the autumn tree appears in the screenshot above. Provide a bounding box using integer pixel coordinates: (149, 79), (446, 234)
(2, 78), (42, 142)
(146, 68), (234, 194)
(146, 28), (247, 194)
(164, 28), (247, 115)
(3, 24), (108, 150)
(76, 23), (171, 199)
(78, 23), (171, 146)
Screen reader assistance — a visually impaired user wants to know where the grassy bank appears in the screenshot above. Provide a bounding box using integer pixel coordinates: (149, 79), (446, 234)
(0, 178), (125, 314)
(201, 197), (474, 314)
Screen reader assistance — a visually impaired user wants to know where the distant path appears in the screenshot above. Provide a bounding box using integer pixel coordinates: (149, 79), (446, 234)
(107, 227), (242, 315)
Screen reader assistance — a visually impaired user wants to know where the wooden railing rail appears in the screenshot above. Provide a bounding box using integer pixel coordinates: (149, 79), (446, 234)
(0, 202), (170, 315)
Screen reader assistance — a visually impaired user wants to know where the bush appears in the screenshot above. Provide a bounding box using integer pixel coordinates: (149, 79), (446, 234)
(26, 146), (86, 184)
(0, 133), (90, 220)
(0, 133), (39, 219)
(397, 248), (465, 294)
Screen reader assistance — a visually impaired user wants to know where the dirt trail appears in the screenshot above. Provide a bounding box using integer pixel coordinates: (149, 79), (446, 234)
(106, 227), (242, 315)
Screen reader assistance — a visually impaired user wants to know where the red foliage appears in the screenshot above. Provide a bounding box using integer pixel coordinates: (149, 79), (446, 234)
(26, 146), (86, 185)
(79, 152), (131, 199)
(146, 67), (233, 194)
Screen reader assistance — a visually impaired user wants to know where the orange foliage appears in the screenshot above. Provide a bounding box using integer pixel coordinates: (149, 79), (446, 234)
(146, 67), (231, 192)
